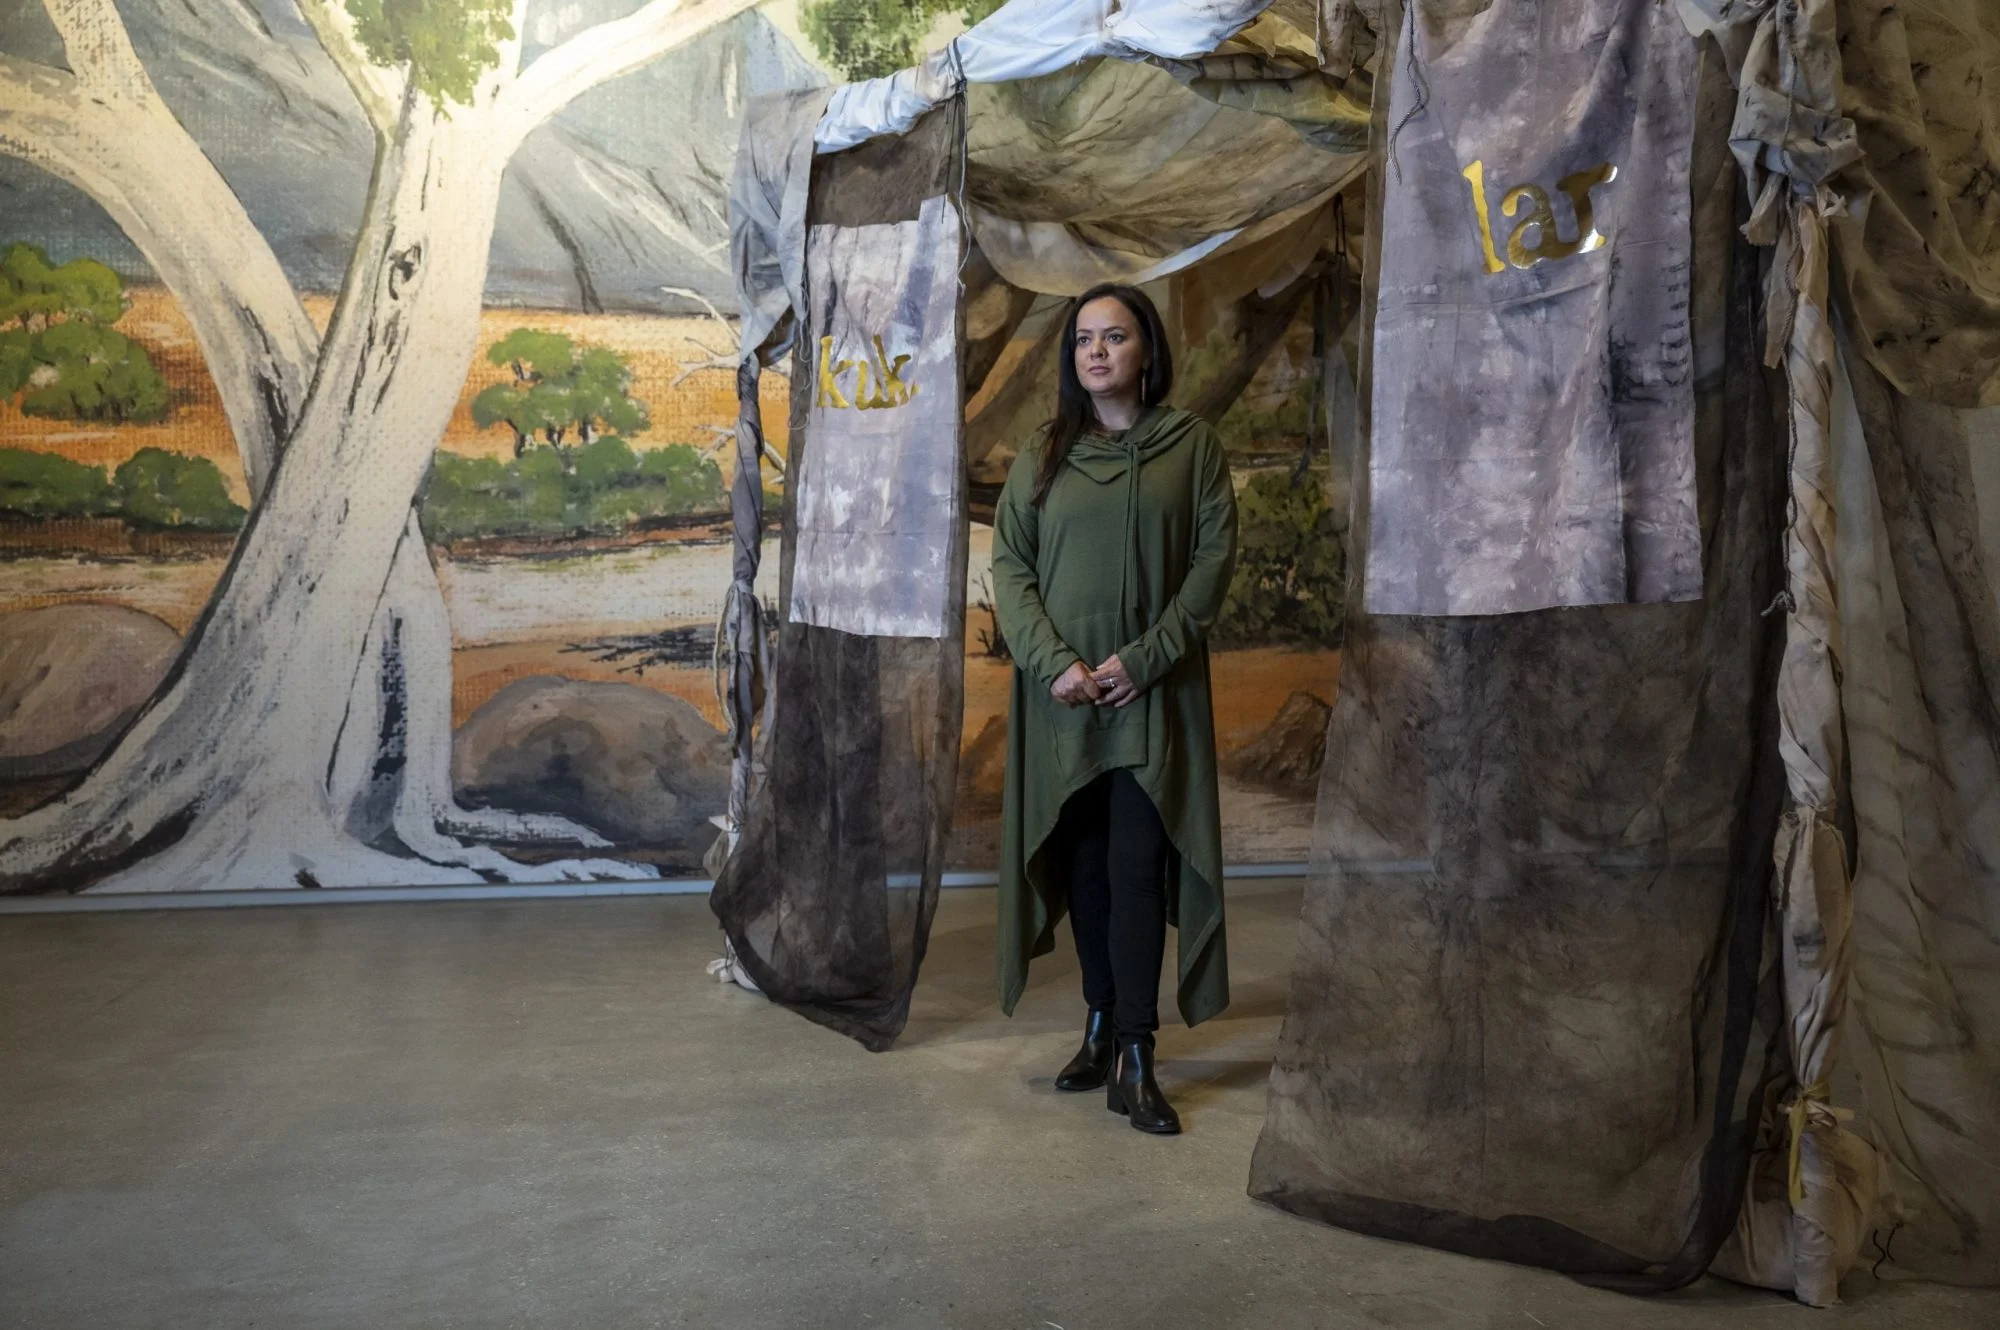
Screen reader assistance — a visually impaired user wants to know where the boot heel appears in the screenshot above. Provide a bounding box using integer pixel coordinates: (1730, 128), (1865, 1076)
(1105, 1078), (1127, 1116)
(1110, 1037), (1181, 1135)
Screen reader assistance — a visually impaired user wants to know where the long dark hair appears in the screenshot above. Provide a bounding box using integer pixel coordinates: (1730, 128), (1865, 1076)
(1032, 283), (1174, 505)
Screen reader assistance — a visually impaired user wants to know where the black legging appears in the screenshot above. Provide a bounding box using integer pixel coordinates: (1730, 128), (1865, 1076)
(1056, 768), (1171, 1043)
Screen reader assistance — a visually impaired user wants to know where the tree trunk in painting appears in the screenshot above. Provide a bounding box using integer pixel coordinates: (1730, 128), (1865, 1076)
(0, 0), (763, 892)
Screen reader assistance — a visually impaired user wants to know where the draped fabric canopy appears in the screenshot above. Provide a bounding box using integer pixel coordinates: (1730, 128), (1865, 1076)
(1677, 0), (2000, 409)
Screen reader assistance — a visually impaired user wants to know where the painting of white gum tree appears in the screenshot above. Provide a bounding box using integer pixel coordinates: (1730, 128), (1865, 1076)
(0, 0), (764, 891)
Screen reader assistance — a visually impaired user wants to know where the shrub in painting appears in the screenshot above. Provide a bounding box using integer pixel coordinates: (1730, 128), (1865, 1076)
(0, 243), (169, 424)
(0, 446), (243, 530)
(420, 441), (726, 542)
(113, 448), (247, 530)
(0, 448), (112, 520)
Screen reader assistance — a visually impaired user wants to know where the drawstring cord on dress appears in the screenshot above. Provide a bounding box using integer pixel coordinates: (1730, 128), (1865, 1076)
(1121, 434), (1142, 644)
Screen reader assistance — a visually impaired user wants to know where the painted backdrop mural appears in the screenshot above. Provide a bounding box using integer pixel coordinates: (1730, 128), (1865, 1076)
(0, 0), (1341, 894)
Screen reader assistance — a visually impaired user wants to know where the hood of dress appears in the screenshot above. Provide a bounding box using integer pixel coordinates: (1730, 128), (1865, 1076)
(1063, 406), (1205, 483)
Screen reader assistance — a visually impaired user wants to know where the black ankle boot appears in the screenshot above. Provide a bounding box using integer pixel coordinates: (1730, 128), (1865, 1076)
(1054, 1008), (1115, 1092)
(1105, 1037), (1181, 1134)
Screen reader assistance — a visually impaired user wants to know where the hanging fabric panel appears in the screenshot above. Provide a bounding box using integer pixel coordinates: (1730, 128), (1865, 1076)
(1251, 16), (1788, 1281)
(710, 105), (969, 1050)
(1252, 232), (1788, 1288)
(787, 128), (967, 638)
(1364, 0), (1703, 616)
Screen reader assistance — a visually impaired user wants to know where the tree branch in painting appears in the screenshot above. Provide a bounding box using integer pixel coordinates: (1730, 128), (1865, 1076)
(0, 0), (755, 892)
(0, 51), (309, 495)
(295, 0), (411, 135)
(500, 0), (766, 142)
(41, 0), (155, 92)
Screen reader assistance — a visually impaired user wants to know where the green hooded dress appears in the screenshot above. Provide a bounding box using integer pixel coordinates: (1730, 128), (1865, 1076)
(990, 405), (1239, 1026)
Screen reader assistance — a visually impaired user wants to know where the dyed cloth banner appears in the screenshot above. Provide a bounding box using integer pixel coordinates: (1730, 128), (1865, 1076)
(713, 105), (970, 1051)
(787, 123), (964, 640)
(1366, 0), (1701, 616)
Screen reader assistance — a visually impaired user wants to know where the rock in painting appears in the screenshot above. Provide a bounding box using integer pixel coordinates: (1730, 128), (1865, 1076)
(1224, 690), (1332, 800)
(0, 604), (181, 780)
(453, 676), (729, 852)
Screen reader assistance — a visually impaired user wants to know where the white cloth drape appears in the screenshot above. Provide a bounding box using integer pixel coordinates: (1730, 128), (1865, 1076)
(813, 0), (1281, 151)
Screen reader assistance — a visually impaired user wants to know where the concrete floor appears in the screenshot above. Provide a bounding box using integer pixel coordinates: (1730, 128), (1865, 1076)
(2, 882), (1993, 1330)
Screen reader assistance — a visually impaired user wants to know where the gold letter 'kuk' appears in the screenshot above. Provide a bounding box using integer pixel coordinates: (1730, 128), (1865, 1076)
(1463, 161), (1616, 273)
(818, 334), (919, 411)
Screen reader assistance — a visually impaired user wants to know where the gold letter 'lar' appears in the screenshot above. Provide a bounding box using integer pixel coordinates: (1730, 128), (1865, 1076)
(1462, 160), (1506, 275)
(1467, 160), (1617, 273)
(816, 335), (851, 409)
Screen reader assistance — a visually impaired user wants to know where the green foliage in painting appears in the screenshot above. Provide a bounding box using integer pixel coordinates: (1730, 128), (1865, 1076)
(570, 434), (644, 492)
(19, 324), (170, 424)
(0, 448), (113, 520)
(1, 243), (169, 423)
(1172, 327), (1242, 422)
(1214, 469), (1345, 648)
(634, 441), (727, 511)
(344, 0), (514, 107)
(567, 345), (651, 438)
(1217, 388), (1313, 455)
(474, 328), (650, 454)
(801, 0), (1006, 80)
(472, 380), (565, 452)
(420, 441), (727, 542)
(0, 242), (124, 327)
(485, 327), (575, 381)
(0, 329), (33, 399)
(113, 448), (248, 530)
(0, 446), (244, 529)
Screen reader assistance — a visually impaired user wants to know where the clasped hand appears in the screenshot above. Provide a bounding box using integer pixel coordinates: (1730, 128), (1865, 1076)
(1052, 656), (1137, 709)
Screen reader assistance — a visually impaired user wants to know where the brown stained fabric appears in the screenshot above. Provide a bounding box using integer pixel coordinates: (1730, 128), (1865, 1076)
(1831, 0), (2000, 408)
(961, 247), (1038, 398)
(1680, 0), (2000, 407)
(1250, 40), (1791, 1280)
(1252, 235), (1787, 1283)
(1833, 357), (2000, 1285)
(963, 56), (1364, 293)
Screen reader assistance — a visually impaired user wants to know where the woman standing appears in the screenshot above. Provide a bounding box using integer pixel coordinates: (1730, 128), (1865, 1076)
(990, 284), (1238, 1135)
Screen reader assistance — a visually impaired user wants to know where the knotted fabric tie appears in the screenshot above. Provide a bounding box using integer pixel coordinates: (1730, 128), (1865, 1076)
(1783, 1078), (1851, 1205)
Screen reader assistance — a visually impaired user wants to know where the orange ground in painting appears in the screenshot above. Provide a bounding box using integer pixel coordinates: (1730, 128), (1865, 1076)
(0, 285), (789, 501)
